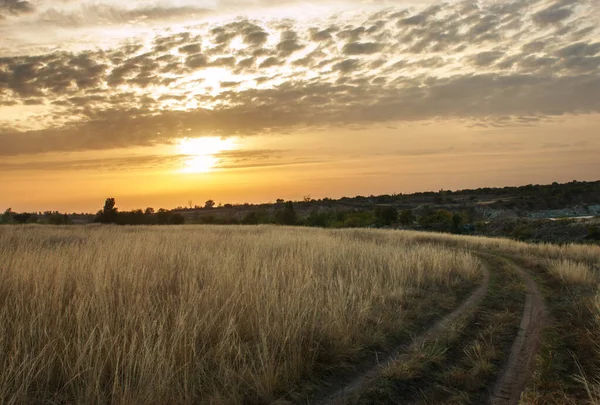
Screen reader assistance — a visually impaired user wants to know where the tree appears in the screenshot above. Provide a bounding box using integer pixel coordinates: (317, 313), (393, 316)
(419, 209), (453, 232)
(204, 199), (215, 209)
(398, 209), (415, 225)
(144, 207), (155, 215)
(276, 198), (285, 204)
(13, 213), (33, 224)
(588, 225), (600, 241)
(95, 198), (118, 223)
(375, 206), (398, 226)
(169, 213), (185, 225)
(47, 212), (68, 225)
(242, 211), (260, 225)
(275, 201), (297, 225)
(156, 209), (170, 225)
(1, 208), (13, 224)
(451, 212), (464, 234)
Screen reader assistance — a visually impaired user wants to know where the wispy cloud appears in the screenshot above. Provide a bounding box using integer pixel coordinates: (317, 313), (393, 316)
(0, 148), (288, 171)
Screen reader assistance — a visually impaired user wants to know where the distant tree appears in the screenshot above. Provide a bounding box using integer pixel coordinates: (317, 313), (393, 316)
(242, 210), (271, 225)
(242, 211), (260, 225)
(104, 198), (115, 213)
(188, 200), (193, 209)
(587, 225), (600, 241)
(303, 195), (312, 202)
(13, 213), (33, 224)
(95, 198), (118, 224)
(305, 210), (328, 227)
(398, 209), (415, 225)
(276, 198), (285, 204)
(48, 213), (69, 225)
(419, 209), (453, 232)
(156, 209), (170, 225)
(275, 201), (297, 225)
(200, 215), (216, 224)
(204, 199), (215, 209)
(169, 213), (185, 225)
(375, 206), (398, 226)
(2, 208), (13, 224)
(451, 212), (465, 234)
(144, 207), (155, 215)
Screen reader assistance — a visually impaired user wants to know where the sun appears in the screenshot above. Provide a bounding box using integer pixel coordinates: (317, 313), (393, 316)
(177, 136), (237, 173)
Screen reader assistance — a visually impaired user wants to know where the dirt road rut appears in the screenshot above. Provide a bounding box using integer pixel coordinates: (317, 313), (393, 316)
(488, 257), (548, 405)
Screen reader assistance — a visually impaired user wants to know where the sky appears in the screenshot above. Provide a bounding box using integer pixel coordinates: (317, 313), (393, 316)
(1, 0), (599, 212)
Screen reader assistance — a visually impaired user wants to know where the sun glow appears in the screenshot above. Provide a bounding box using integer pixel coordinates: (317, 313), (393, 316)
(177, 136), (238, 173)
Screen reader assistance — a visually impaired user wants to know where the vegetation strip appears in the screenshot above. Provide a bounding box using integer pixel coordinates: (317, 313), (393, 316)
(308, 263), (490, 405)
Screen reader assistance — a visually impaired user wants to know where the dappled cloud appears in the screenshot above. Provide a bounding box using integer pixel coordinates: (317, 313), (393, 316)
(0, 0), (599, 158)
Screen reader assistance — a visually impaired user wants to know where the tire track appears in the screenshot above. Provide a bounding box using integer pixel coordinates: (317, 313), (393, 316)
(487, 255), (548, 405)
(310, 265), (491, 405)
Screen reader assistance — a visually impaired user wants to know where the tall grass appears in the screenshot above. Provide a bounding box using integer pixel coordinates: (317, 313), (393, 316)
(0, 225), (482, 405)
(391, 230), (600, 265)
(546, 259), (597, 285)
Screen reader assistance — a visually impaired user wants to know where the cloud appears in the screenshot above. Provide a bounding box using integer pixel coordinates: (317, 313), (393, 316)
(3, 71), (599, 157)
(399, 13), (428, 26)
(0, 154), (182, 172)
(258, 56), (282, 68)
(1, 0), (600, 156)
(468, 51), (504, 67)
(0, 148), (286, 172)
(532, 2), (574, 26)
(276, 31), (304, 56)
(0, 0), (34, 17)
(179, 43), (202, 55)
(555, 42), (600, 58)
(310, 28), (334, 42)
(342, 42), (382, 55)
(35, 4), (211, 28)
(332, 59), (361, 73)
(185, 54), (208, 69)
(522, 40), (547, 53)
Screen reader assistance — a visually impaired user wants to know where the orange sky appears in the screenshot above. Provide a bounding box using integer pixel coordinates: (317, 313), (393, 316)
(1, 0), (599, 212)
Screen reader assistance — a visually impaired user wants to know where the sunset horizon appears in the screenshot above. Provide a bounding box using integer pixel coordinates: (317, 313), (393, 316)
(1, 2), (600, 401)
(2, 0), (599, 212)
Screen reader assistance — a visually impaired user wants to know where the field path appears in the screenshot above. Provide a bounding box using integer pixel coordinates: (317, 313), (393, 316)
(311, 263), (491, 405)
(488, 255), (548, 405)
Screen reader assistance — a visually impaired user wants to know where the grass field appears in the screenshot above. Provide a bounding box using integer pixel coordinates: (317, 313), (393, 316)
(0, 225), (599, 404)
(0, 225), (482, 404)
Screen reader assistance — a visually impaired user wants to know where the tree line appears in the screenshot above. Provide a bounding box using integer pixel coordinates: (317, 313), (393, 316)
(0, 197), (482, 234)
(94, 198), (185, 225)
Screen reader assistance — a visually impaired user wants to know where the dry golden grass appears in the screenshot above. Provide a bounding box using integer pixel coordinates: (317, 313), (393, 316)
(401, 229), (600, 404)
(391, 230), (600, 287)
(2, 224), (598, 404)
(0, 225), (482, 405)
(392, 230), (600, 265)
(546, 259), (596, 285)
